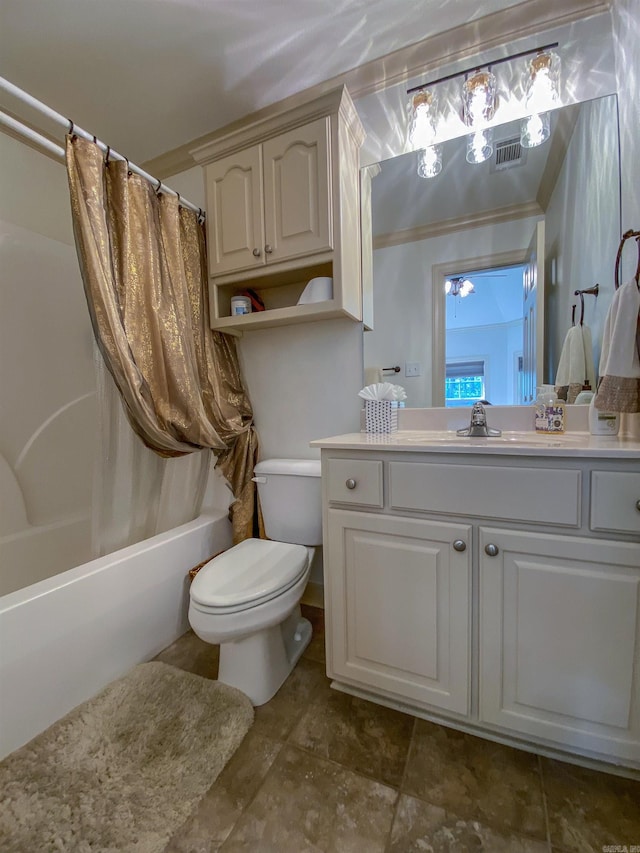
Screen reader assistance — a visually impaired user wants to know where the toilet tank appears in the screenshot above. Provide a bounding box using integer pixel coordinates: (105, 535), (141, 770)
(253, 459), (322, 546)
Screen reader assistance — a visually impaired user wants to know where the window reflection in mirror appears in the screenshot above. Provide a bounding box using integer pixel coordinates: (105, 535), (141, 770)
(363, 94), (621, 408)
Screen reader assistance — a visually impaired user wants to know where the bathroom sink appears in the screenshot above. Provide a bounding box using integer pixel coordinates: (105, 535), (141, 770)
(401, 430), (588, 448)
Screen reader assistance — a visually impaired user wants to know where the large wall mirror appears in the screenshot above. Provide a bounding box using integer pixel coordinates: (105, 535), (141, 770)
(363, 93), (621, 408)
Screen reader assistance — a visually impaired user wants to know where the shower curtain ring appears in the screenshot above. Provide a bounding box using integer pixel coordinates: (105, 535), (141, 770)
(105, 145), (111, 165)
(155, 177), (162, 194)
(125, 157), (132, 177)
(68, 119), (75, 139)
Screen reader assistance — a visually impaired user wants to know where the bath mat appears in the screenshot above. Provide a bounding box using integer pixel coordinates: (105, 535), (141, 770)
(0, 661), (253, 853)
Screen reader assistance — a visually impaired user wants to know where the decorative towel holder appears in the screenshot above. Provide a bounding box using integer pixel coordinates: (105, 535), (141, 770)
(573, 284), (599, 325)
(614, 228), (640, 289)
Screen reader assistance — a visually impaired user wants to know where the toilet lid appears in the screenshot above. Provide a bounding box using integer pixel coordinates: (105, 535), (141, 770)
(190, 539), (309, 610)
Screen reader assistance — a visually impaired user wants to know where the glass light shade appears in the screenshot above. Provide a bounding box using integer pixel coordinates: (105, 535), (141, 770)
(520, 111), (551, 148)
(466, 128), (493, 164)
(417, 144), (442, 178)
(408, 90), (438, 150)
(462, 70), (497, 127)
(525, 50), (560, 114)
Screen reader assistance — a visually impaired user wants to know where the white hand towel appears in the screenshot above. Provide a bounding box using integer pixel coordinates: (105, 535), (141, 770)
(555, 325), (586, 386)
(594, 280), (640, 413)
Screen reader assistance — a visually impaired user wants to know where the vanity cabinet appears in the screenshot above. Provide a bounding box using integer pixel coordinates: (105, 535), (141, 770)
(193, 86), (365, 333)
(327, 509), (471, 715)
(479, 527), (640, 766)
(316, 442), (640, 772)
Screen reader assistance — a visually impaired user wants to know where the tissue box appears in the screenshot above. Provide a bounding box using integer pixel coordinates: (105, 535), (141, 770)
(365, 400), (398, 433)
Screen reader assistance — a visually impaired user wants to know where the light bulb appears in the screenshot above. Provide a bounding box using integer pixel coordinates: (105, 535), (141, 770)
(525, 51), (560, 114)
(462, 70), (497, 127)
(417, 144), (442, 178)
(408, 90), (438, 150)
(459, 279), (475, 297)
(466, 129), (493, 164)
(520, 112), (551, 148)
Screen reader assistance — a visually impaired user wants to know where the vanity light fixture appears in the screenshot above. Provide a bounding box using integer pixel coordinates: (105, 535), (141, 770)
(445, 277), (475, 298)
(406, 41), (560, 170)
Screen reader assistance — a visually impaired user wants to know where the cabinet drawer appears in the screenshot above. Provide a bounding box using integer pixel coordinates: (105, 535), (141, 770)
(326, 459), (383, 507)
(591, 471), (640, 534)
(389, 462), (581, 526)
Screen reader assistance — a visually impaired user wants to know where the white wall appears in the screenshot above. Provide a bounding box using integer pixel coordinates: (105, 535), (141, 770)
(366, 218), (538, 407)
(544, 95), (620, 381)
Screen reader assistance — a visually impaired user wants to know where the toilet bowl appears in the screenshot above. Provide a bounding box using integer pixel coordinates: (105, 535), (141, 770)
(188, 459), (321, 705)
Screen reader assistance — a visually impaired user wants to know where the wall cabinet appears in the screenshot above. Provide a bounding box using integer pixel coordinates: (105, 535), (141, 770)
(206, 118), (332, 277)
(193, 87), (365, 333)
(319, 447), (640, 772)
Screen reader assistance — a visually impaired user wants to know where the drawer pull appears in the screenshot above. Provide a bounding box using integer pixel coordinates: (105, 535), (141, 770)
(252, 248), (261, 257)
(345, 478), (357, 490)
(264, 244), (273, 254)
(636, 499), (640, 513)
(453, 540), (467, 552)
(485, 543), (500, 557)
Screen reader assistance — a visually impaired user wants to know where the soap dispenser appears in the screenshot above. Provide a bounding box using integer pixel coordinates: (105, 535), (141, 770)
(535, 386), (565, 434)
(589, 397), (620, 436)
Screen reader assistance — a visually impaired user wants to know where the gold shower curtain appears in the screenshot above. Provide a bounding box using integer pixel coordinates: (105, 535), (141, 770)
(66, 135), (259, 542)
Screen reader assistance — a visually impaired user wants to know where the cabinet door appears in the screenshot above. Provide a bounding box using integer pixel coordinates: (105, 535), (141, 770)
(326, 509), (471, 715)
(205, 146), (264, 276)
(262, 117), (333, 263)
(480, 527), (640, 764)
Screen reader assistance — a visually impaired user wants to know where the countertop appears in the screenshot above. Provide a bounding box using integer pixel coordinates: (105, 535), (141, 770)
(310, 431), (640, 458)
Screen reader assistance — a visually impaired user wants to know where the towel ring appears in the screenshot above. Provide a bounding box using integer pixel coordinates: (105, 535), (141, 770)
(614, 229), (640, 289)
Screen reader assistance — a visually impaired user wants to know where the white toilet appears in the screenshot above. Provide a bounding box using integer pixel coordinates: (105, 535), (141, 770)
(188, 458), (322, 705)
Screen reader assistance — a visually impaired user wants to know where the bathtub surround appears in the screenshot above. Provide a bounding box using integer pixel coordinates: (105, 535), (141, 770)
(66, 136), (259, 543)
(0, 661), (253, 852)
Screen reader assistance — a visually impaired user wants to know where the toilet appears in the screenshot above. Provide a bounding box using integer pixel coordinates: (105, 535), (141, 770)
(188, 458), (322, 705)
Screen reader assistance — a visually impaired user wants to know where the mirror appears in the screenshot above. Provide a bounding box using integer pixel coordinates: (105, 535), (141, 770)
(363, 94), (621, 407)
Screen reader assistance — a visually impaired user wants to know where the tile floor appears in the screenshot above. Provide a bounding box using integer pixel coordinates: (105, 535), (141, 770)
(155, 605), (640, 853)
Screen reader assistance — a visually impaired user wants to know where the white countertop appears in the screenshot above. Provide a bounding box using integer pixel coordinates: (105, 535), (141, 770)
(310, 430), (640, 458)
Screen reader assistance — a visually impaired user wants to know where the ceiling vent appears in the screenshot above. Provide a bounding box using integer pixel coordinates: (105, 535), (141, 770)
(491, 136), (527, 172)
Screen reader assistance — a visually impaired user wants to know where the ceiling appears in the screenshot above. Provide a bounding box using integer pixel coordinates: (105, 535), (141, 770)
(0, 0), (532, 164)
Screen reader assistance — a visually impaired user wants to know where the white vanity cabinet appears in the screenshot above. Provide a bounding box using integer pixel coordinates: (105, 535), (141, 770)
(192, 86), (365, 333)
(315, 439), (640, 772)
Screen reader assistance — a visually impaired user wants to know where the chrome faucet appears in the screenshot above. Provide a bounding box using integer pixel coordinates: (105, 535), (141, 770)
(456, 402), (502, 437)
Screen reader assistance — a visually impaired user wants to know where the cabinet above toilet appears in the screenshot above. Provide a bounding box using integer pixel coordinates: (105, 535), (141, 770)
(191, 86), (365, 334)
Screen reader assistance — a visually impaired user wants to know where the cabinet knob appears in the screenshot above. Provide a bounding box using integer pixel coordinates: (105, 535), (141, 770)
(264, 244), (273, 254)
(345, 478), (357, 490)
(636, 499), (640, 513)
(252, 248), (261, 257)
(485, 543), (499, 557)
(453, 540), (466, 552)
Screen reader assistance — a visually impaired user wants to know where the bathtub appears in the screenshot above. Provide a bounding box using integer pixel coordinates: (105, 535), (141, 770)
(0, 509), (232, 759)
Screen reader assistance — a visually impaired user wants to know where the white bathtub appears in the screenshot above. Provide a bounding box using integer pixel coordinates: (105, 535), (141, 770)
(0, 510), (232, 759)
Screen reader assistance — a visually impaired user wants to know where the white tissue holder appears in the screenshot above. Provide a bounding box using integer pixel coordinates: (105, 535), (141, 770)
(365, 400), (398, 433)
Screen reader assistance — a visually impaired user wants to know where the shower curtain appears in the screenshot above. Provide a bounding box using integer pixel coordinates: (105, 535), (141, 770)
(66, 135), (260, 548)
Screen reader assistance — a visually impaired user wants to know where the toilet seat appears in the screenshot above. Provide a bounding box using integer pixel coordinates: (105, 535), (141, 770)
(189, 539), (310, 615)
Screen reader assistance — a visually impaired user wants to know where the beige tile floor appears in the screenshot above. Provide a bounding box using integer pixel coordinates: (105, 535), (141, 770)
(156, 605), (640, 853)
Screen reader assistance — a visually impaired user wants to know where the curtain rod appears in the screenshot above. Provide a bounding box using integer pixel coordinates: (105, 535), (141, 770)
(0, 76), (205, 219)
(406, 41), (559, 95)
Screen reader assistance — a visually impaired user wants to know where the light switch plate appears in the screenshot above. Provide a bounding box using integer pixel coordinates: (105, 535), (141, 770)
(405, 362), (421, 377)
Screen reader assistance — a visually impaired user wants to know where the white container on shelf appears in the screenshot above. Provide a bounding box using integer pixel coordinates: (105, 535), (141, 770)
(297, 277), (333, 305)
(230, 295), (251, 315)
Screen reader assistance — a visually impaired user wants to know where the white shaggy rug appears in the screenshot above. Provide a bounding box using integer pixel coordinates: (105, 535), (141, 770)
(0, 661), (254, 852)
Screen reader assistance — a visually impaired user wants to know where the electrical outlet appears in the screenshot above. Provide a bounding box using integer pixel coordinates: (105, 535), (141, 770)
(405, 362), (421, 377)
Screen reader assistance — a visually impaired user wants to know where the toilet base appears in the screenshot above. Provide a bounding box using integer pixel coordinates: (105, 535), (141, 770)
(217, 606), (312, 705)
